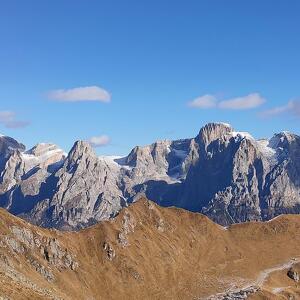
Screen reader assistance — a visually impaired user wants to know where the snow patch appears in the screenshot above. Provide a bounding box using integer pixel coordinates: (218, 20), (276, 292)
(218, 122), (232, 128)
(98, 155), (133, 171)
(22, 148), (64, 161)
(20, 145), (66, 173)
(266, 215), (282, 223)
(256, 139), (277, 166)
(230, 131), (254, 141)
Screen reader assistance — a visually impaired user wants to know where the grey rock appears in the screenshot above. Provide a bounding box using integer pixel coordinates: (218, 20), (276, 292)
(117, 212), (135, 247)
(0, 135), (25, 158)
(1, 224), (78, 273)
(38, 141), (125, 229)
(28, 257), (55, 282)
(10, 226), (35, 248)
(3, 236), (25, 254)
(0, 150), (25, 194)
(204, 285), (259, 300)
(287, 268), (300, 282)
(0, 122), (300, 229)
(177, 123), (300, 226)
(103, 242), (115, 260)
(41, 237), (78, 270)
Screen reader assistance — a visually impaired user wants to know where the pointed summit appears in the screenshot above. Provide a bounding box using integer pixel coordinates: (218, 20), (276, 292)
(0, 135), (25, 158)
(68, 140), (95, 159)
(197, 122), (233, 146)
(63, 140), (97, 172)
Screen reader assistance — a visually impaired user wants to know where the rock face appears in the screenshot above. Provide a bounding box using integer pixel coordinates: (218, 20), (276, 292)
(287, 266), (300, 282)
(36, 141), (125, 229)
(0, 135), (25, 158)
(0, 122), (300, 229)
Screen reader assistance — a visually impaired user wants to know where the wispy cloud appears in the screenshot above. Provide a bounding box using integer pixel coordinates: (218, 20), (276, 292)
(0, 111), (30, 129)
(188, 93), (265, 110)
(88, 135), (110, 147)
(48, 86), (111, 103)
(219, 93), (265, 110)
(260, 99), (300, 118)
(187, 94), (217, 108)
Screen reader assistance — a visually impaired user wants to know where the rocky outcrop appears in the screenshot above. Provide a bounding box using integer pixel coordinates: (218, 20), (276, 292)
(102, 241), (116, 260)
(287, 266), (300, 282)
(0, 123), (300, 229)
(205, 286), (260, 300)
(117, 211), (136, 247)
(0, 223), (78, 286)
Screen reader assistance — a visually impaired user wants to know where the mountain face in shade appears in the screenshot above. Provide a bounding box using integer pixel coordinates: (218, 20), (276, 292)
(0, 122), (299, 229)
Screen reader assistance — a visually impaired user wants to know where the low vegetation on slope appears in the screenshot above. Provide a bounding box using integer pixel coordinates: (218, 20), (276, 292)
(0, 198), (300, 299)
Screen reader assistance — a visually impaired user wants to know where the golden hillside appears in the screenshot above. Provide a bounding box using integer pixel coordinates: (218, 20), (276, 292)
(0, 198), (300, 299)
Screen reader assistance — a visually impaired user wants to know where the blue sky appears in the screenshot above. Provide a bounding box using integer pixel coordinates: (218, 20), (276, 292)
(0, 0), (299, 155)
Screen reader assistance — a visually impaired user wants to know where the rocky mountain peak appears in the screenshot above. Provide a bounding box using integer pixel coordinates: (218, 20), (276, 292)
(196, 122), (233, 146)
(26, 143), (61, 156)
(67, 140), (96, 162)
(0, 124), (300, 230)
(126, 140), (172, 168)
(0, 135), (25, 158)
(269, 131), (298, 149)
(20, 143), (66, 171)
(60, 140), (98, 176)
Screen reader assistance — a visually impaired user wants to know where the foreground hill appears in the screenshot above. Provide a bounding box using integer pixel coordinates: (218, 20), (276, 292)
(0, 198), (300, 299)
(0, 122), (300, 230)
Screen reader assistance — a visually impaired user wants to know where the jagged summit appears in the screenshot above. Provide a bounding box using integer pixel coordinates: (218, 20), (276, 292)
(270, 131), (298, 147)
(0, 123), (299, 230)
(0, 135), (25, 158)
(67, 140), (95, 162)
(197, 122), (234, 143)
(71, 139), (94, 153)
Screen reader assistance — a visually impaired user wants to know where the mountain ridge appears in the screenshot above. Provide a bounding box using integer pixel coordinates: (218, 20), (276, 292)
(1, 198), (300, 299)
(0, 122), (299, 230)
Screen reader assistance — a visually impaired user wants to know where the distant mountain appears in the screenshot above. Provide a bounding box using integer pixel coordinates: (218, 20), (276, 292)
(0, 122), (300, 229)
(1, 199), (300, 299)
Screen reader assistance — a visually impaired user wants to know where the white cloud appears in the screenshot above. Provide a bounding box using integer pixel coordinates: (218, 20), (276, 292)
(260, 100), (300, 118)
(48, 86), (111, 103)
(188, 93), (265, 110)
(0, 111), (30, 129)
(188, 94), (217, 108)
(88, 135), (110, 147)
(218, 93), (265, 110)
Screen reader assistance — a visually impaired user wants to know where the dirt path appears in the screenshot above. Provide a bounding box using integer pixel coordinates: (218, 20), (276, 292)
(254, 257), (300, 287)
(201, 257), (300, 300)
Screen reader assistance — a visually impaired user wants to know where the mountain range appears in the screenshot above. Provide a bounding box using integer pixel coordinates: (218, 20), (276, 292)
(0, 122), (299, 230)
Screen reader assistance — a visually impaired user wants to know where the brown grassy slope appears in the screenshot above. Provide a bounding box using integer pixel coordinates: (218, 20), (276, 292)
(0, 198), (300, 299)
(248, 262), (300, 299)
